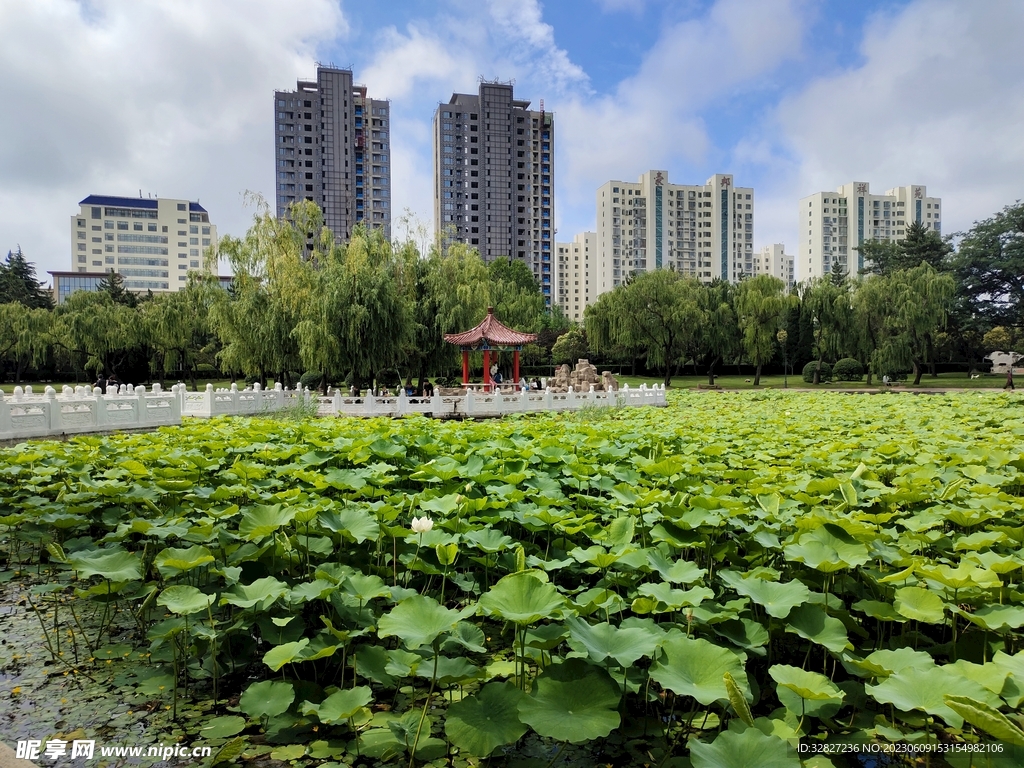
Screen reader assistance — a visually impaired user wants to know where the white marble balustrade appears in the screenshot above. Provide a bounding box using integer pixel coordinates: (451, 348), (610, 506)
(1, 381), (666, 442)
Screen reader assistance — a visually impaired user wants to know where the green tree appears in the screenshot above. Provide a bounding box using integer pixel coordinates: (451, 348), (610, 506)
(488, 257), (545, 332)
(951, 202), (1024, 329)
(0, 303), (50, 382)
(803, 278), (853, 384)
(97, 269), (139, 308)
(859, 221), (953, 277)
(695, 281), (739, 385)
(48, 291), (143, 378)
(551, 325), (588, 365)
(872, 264), (955, 385)
(0, 247), (53, 309)
(734, 275), (787, 385)
(144, 277), (217, 391)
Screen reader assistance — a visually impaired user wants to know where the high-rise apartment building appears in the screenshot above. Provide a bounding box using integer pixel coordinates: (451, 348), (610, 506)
(595, 171), (754, 294)
(752, 244), (795, 289)
(799, 182), (941, 280)
(64, 195), (217, 300)
(556, 232), (596, 322)
(275, 66), (391, 242)
(433, 81), (554, 304)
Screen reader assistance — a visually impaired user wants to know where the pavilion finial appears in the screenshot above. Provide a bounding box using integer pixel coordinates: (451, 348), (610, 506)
(487, 306), (494, 314)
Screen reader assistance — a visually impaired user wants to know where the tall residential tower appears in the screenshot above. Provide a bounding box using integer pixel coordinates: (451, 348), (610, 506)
(433, 81), (555, 304)
(275, 66), (391, 242)
(595, 171), (754, 295)
(799, 182), (941, 280)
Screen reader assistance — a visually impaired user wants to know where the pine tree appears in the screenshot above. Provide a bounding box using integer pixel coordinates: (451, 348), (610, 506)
(97, 269), (138, 308)
(0, 247), (53, 309)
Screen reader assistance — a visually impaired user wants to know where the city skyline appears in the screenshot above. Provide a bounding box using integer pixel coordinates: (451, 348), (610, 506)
(1, 1), (1022, 286)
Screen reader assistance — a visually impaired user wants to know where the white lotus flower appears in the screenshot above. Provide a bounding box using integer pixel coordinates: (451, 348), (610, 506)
(411, 516), (434, 534)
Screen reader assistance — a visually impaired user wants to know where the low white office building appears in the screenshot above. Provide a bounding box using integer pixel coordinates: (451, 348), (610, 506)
(556, 232), (596, 322)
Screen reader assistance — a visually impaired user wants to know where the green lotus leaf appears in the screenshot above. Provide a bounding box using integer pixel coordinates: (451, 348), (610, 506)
(893, 586), (945, 624)
(446, 621), (487, 653)
(719, 570), (811, 619)
(784, 524), (870, 572)
(784, 605), (851, 653)
(478, 571), (566, 625)
(637, 582), (714, 611)
(154, 545), (215, 577)
(944, 695), (1024, 747)
(570, 545), (621, 569)
(199, 715), (246, 739)
(856, 647), (935, 677)
(646, 550), (707, 584)
(289, 579), (337, 604)
(445, 682), (527, 757)
(517, 659), (621, 743)
(377, 594), (475, 649)
(689, 727), (800, 768)
(421, 655), (480, 685)
(239, 680), (295, 719)
(238, 503), (297, 541)
(221, 576), (289, 610)
(649, 636), (748, 705)
(68, 548), (141, 581)
(769, 665), (844, 701)
(463, 528), (515, 553)
(316, 686), (373, 723)
(320, 507), (380, 543)
(866, 666), (1000, 728)
(851, 600), (902, 621)
(916, 563), (1001, 590)
(565, 615), (660, 667)
(157, 585), (216, 615)
(342, 572), (391, 603)
(960, 604), (1024, 632)
(262, 638), (310, 671)
(950, 659), (1010, 695)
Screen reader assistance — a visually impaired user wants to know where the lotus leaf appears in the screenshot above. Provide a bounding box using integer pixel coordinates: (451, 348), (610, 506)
(784, 524), (870, 572)
(157, 585), (216, 615)
(650, 636), (748, 705)
(866, 666), (1001, 727)
(784, 605), (851, 653)
(200, 715), (246, 739)
(893, 586), (946, 624)
(769, 665), (844, 701)
(445, 682), (527, 756)
(154, 545), (215, 577)
(316, 686), (373, 723)
(689, 727), (800, 768)
(478, 571), (565, 625)
(565, 615), (660, 667)
(239, 680), (295, 719)
(263, 638), (310, 671)
(377, 594), (475, 649)
(68, 548), (141, 581)
(320, 507), (379, 543)
(517, 659), (621, 743)
(719, 570), (811, 618)
(960, 604), (1024, 632)
(944, 695), (1024, 747)
(238, 504), (297, 541)
(221, 576), (289, 610)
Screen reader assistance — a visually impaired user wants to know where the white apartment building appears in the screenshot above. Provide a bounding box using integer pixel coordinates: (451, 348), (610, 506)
(595, 171), (754, 295)
(67, 195), (217, 299)
(752, 244), (795, 290)
(556, 232), (596, 322)
(800, 182), (942, 280)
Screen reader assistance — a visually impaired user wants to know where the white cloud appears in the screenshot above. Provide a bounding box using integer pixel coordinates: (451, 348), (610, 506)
(766, 0), (1024, 274)
(553, 0), (808, 236)
(0, 0), (344, 278)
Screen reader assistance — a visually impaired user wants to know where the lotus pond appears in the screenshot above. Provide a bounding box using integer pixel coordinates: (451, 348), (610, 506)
(3, 391), (1024, 767)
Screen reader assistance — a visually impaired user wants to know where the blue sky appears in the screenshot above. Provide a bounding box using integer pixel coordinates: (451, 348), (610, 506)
(2, 0), (1023, 282)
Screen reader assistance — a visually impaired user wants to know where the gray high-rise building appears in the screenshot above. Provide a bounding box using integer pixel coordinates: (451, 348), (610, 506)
(433, 81), (554, 304)
(275, 66), (391, 241)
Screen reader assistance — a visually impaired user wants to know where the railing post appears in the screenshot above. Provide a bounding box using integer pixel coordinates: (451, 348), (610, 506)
(46, 386), (60, 433)
(464, 389), (475, 416)
(0, 388), (11, 439)
(94, 386), (108, 428)
(397, 389), (408, 416)
(431, 391), (442, 416)
(135, 384), (147, 426)
(205, 383), (214, 417)
(544, 387), (553, 410)
(171, 384), (182, 422)
(332, 388), (341, 415)
(364, 390), (376, 416)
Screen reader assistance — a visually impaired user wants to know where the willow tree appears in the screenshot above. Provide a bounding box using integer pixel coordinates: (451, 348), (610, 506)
(406, 242), (490, 386)
(289, 223), (413, 393)
(803, 277), (853, 384)
(0, 303), (50, 382)
(145, 277), (217, 390)
(586, 270), (700, 386)
(734, 275), (787, 385)
(212, 196), (308, 386)
(48, 291), (142, 377)
(695, 281), (739, 385)
(873, 264), (955, 385)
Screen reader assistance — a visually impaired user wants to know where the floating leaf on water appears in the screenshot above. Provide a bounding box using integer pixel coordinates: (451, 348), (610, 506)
(445, 682), (527, 756)
(517, 659), (621, 743)
(689, 727), (800, 768)
(239, 680), (295, 719)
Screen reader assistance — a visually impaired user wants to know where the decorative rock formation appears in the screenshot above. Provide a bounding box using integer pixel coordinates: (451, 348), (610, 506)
(548, 359), (617, 392)
(601, 371), (619, 392)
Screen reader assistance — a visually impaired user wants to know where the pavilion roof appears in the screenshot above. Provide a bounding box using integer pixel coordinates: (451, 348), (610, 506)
(444, 307), (538, 348)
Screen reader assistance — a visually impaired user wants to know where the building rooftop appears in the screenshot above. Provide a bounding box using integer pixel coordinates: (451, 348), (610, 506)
(79, 195), (207, 213)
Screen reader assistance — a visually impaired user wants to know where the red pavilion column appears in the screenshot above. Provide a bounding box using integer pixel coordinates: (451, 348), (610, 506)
(462, 350), (469, 385)
(483, 349), (491, 391)
(513, 349), (520, 386)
